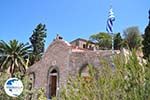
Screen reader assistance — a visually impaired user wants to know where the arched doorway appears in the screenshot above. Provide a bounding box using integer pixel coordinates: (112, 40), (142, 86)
(79, 64), (98, 82)
(48, 67), (59, 99)
(79, 64), (91, 82)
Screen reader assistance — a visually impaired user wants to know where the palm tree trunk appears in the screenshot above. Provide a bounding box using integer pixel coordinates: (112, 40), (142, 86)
(9, 63), (15, 78)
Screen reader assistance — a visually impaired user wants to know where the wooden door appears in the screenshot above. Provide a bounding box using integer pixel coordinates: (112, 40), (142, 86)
(50, 75), (57, 97)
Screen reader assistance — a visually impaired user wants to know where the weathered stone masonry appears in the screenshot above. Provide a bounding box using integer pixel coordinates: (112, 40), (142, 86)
(27, 38), (113, 99)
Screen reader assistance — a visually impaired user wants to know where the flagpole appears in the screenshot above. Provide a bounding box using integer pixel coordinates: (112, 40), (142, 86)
(110, 1), (114, 55)
(112, 33), (114, 55)
(106, 5), (115, 67)
(111, 6), (115, 67)
(111, 32), (115, 68)
(111, 7), (115, 68)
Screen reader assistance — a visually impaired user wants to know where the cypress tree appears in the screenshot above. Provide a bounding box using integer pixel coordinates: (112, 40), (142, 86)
(29, 23), (47, 64)
(142, 10), (150, 58)
(114, 33), (123, 50)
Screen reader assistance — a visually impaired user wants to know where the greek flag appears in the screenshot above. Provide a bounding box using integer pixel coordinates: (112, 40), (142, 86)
(106, 7), (115, 34)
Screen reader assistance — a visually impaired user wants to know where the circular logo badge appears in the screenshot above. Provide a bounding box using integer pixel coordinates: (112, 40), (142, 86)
(4, 78), (23, 97)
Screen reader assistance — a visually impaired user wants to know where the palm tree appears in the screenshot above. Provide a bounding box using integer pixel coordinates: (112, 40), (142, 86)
(0, 40), (31, 77)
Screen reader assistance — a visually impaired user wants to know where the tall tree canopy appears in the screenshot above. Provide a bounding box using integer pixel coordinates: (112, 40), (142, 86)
(123, 26), (142, 50)
(142, 10), (150, 58)
(29, 23), (47, 65)
(90, 32), (111, 50)
(114, 33), (123, 50)
(0, 40), (31, 77)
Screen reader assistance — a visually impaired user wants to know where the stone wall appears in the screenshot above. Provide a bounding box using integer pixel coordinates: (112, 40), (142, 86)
(27, 39), (114, 99)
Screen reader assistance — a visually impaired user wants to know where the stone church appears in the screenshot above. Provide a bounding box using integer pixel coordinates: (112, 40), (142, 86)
(27, 36), (114, 99)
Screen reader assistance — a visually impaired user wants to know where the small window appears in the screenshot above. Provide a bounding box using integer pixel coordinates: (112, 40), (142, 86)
(89, 45), (92, 48)
(83, 44), (86, 48)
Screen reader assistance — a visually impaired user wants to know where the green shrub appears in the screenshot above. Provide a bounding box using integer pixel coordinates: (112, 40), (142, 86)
(37, 88), (47, 100)
(0, 72), (32, 100)
(59, 51), (150, 100)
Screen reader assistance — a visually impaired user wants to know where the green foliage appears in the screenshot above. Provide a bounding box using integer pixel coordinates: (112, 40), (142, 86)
(90, 32), (123, 50)
(0, 72), (32, 100)
(114, 33), (123, 50)
(90, 32), (112, 50)
(37, 88), (47, 100)
(29, 23), (47, 65)
(59, 51), (150, 100)
(0, 40), (31, 77)
(142, 25), (150, 59)
(123, 26), (142, 50)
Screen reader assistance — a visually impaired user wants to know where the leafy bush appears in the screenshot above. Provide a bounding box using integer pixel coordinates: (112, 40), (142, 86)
(1, 51), (150, 100)
(0, 72), (47, 100)
(37, 88), (47, 100)
(59, 51), (150, 100)
(0, 72), (32, 100)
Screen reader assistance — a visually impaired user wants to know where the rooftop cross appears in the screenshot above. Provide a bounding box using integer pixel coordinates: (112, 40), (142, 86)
(56, 34), (63, 40)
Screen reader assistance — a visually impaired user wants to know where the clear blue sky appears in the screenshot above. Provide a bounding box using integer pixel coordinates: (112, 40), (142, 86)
(0, 0), (149, 48)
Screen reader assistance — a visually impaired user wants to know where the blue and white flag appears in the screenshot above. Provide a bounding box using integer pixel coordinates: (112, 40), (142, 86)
(106, 7), (115, 34)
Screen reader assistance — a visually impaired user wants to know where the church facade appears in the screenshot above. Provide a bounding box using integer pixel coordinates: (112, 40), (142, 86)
(27, 38), (113, 99)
